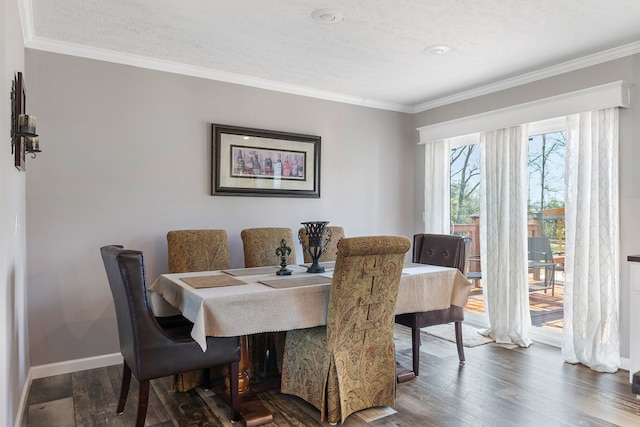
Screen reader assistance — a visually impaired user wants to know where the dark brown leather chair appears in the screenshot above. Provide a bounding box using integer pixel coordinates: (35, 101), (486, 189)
(394, 234), (470, 375)
(100, 245), (241, 427)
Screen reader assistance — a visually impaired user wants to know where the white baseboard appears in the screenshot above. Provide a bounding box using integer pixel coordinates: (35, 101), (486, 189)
(621, 357), (632, 380)
(15, 352), (123, 427)
(14, 369), (32, 427)
(29, 352), (123, 380)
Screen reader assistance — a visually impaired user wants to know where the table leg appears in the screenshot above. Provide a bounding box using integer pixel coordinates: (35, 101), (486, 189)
(238, 336), (251, 394)
(222, 335), (274, 426)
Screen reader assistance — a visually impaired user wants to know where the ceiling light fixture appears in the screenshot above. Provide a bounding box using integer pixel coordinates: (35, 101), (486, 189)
(424, 45), (450, 55)
(311, 8), (344, 24)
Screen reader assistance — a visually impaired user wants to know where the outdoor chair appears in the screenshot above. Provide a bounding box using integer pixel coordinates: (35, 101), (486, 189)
(528, 236), (556, 296)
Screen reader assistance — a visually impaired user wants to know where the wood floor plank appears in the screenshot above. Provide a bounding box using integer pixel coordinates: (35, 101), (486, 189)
(28, 374), (73, 406)
(26, 397), (75, 427)
(25, 326), (640, 426)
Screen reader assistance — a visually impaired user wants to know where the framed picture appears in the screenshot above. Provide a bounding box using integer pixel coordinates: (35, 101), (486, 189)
(212, 124), (321, 198)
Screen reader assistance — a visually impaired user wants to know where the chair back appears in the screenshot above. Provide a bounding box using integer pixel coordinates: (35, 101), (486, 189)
(241, 227), (296, 267)
(327, 236), (410, 350)
(412, 233), (469, 273)
(298, 226), (345, 263)
(528, 236), (554, 263)
(100, 245), (170, 379)
(167, 229), (230, 273)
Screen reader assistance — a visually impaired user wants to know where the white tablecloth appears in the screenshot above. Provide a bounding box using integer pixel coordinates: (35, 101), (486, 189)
(149, 264), (471, 350)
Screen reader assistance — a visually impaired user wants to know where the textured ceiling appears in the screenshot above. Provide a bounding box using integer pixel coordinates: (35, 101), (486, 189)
(26, 0), (640, 111)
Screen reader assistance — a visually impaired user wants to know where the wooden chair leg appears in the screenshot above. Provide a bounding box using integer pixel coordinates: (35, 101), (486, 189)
(454, 321), (465, 363)
(202, 368), (211, 389)
(411, 326), (421, 376)
(229, 361), (240, 422)
(117, 362), (132, 414)
(136, 380), (150, 427)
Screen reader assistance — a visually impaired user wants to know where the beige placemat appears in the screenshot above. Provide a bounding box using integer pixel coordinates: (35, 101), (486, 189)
(223, 266), (280, 276)
(180, 275), (246, 289)
(259, 275), (332, 289)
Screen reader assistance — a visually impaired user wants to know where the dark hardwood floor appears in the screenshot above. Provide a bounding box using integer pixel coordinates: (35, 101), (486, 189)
(24, 325), (640, 426)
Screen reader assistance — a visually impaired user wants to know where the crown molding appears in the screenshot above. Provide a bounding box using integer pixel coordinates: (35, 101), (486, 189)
(18, 0), (35, 44)
(413, 41), (640, 113)
(21, 6), (640, 116)
(24, 37), (414, 113)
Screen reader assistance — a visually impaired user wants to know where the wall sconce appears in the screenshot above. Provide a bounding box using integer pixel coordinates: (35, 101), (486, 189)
(17, 114), (40, 155)
(11, 72), (41, 171)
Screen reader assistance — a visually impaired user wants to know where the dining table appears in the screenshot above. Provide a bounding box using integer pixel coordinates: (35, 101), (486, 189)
(149, 261), (471, 426)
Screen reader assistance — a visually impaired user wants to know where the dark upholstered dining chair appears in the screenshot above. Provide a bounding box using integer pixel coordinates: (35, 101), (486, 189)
(394, 233), (470, 375)
(100, 245), (241, 427)
(166, 229), (232, 392)
(281, 235), (411, 424)
(298, 225), (345, 263)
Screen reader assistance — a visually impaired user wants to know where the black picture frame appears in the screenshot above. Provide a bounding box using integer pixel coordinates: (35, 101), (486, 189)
(211, 124), (321, 198)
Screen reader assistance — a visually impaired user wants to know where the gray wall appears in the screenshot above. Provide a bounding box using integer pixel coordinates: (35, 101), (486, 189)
(25, 50), (416, 366)
(3, 0), (29, 425)
(412, 55), (640, 359)
(23, 47), (640, 369)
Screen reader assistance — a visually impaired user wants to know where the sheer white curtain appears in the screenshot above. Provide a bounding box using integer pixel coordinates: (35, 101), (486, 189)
(562, 108), (620, 373)
(423, 139), (451, 234)
(479, 125), (532, 346)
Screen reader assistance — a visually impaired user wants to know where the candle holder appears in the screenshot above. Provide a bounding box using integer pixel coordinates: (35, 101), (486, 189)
(299, 221), (332, 273)
(275, 239), (293, 276)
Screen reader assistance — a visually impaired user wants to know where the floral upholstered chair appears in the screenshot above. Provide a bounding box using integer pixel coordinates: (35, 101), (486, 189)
(240, 227), (297, 376)
(166, 229), (231, 391)
(167, 229), (231, 273)
(298, 226), (345, 263)
(240, 227), (297, 267)
(281, 235), (411, 424)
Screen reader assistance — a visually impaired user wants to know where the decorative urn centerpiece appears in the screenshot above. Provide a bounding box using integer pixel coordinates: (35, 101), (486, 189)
(299, 221), (333, 273)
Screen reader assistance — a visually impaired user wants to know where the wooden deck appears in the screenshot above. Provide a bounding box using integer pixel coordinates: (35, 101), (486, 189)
(465, 274), (564, 332)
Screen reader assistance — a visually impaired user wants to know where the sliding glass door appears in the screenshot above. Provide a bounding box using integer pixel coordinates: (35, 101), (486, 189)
(450, 118), (566, 336)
